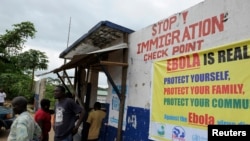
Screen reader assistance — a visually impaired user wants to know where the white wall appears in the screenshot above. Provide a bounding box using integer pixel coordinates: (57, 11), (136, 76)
(126, 0), (250, 108)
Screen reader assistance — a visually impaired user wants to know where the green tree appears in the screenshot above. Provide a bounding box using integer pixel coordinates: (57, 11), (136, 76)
(41, 77), (63, 109)
(0, 21), (46, 102)
(44, 82), (56, 109)
(18, 49), (49, 92)
(0, 21), (36, 73)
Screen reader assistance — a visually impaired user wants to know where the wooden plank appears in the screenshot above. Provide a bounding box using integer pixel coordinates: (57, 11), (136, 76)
(100, 61), (128, 66)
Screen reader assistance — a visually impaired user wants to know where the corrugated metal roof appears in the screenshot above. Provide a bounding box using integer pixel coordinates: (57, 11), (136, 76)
(53, 43), (128, 73)
(87, 43), (127, 54)
(60, 20), (134, 59)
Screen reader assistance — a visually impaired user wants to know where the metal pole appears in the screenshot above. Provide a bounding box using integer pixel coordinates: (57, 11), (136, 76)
(63, 17), (71, 81)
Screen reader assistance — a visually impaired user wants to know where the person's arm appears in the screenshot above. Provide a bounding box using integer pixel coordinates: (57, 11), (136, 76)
(52, 114), (55, 131)
(36, 119), (43, 131)
(72, 108), (85, 135)
(16, 122), (29, 141)
(34, 121), (43, 140)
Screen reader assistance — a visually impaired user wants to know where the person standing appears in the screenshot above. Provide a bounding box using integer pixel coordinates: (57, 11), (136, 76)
(0, 88), (6, 106)
(86, 102), (106, 141)
(7, 96), (42, 141)
(53, 85), (85, 141)
(34, 99), (52, 141)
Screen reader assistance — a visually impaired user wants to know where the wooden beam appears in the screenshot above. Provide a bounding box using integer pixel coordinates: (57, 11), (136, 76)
(56, 72), (71, 94)
(63, 70), (74, 90)
(117, 34), (129, 141)
(100, 61), (128, 66)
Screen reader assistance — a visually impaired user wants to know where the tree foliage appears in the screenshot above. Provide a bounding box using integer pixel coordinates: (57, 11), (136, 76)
(0, 21), (50, 101)
(0, 21), (36, 63)
(43, 78), (60, 109)
(18, 49), (49, 91)
(0, 21), (37, 73)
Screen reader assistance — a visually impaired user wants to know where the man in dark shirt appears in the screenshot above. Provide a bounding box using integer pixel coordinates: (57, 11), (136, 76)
(53, 85), (85, 141)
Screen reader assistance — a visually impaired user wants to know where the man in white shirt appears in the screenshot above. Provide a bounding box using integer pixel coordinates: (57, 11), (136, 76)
(7, 96), (42, 141)
(0, 88), (6, 106)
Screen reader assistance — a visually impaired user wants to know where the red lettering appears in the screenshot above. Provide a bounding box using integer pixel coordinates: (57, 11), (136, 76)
(151, 16), (177, 36)
(144, 49), (168, 61)
(188, 112), (215, 126)
(152, 24), (157, 36)
(167, 53), (200, 72)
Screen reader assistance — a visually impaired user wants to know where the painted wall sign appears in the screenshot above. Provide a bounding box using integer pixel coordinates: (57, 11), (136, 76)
(150, 39), (250, 141)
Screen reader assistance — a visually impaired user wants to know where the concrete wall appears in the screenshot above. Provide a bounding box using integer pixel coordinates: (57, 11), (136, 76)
(102, 0), (250, 140)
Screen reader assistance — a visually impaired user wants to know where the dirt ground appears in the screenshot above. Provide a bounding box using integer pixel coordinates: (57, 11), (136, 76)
(0, 129), (10, 141)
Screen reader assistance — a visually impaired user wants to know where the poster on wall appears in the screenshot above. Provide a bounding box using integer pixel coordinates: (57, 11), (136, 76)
(108, 85), (128, 130)
(149, 39), (250, 141)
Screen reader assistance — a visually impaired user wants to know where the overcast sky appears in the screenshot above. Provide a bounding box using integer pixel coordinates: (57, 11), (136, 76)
(0, 0), (203, 85)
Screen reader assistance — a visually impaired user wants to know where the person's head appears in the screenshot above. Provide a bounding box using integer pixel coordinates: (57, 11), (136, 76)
(12, 96), (28, 114)
(66, 91), (73, 99)
(94, 102), (101, 110)
(0, 88), (3, 92)
(40, 99), (50, 111)
(54, 85), (66, 99)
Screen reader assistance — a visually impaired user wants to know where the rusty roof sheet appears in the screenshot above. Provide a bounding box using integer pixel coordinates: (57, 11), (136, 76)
(59, 20), (134, 59)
